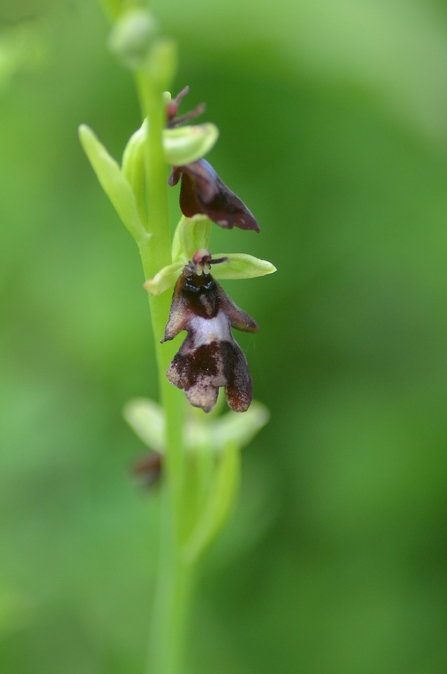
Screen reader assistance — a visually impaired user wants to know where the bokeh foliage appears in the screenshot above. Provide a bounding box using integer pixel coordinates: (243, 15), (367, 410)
(2, 0), (447, 672)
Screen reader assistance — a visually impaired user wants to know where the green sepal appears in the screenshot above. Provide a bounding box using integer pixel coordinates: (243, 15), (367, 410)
(181, 440), (241, 563)
(186, 401), (269, 453)
(171, 215), (211, 263)
(123, 398), (165, 454)
(78, 124), (148, 243)
(123, 397), (269, 454)
(143, 261), (184, 295)
(163, 123), (219, 166)
(205, 401), (269, 450)
(122, 118), (218, 178)
(211, 253), (277, 280)
(145, 242), (275, 295)
(121, 119), (148, 228)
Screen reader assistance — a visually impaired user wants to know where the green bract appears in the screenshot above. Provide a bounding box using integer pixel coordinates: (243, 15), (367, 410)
(78, 124), (148, 243)
(181, 439), (240, 562)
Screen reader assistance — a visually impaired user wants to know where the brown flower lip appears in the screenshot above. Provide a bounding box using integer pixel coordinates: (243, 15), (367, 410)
(161, 260), (259, 414)
(168, 159), (260, 233)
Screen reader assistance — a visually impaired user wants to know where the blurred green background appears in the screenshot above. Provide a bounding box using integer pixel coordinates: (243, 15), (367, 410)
(2, 0), (447, 672)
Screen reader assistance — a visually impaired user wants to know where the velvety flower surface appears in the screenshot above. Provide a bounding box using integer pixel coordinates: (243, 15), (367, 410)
(168, 159), (260, 232)
(161, 258), (259, 413)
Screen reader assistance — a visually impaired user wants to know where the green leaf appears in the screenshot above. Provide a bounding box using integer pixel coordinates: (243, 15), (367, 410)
(143, 261), (184, 295)
(211, 253), (277, 280)
(163, 123), (219, 166)
(181, 440), (241, 562)
(78, 124), (148, 243)
(123, 398), (165, 453)
(171, 215), (211, 263)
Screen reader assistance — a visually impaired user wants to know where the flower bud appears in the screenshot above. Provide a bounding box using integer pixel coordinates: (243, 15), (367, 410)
(108, 8), (158, 70)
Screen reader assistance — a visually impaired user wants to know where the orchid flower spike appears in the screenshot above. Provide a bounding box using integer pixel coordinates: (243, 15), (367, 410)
(161, 250), (259, 413)
(168, 159), (260, 232)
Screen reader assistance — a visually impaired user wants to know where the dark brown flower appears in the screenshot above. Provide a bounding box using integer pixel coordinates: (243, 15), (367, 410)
(161, 255), (259, 413)
(168, 159), (260, 233)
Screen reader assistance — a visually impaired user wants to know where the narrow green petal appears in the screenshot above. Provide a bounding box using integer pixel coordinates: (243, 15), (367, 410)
(171, 215), (211, 263)
(143, 261), (184, 295)
(78, 124), (148, 243)
(123, 398), (165, 453)
(211, 253), (277, 280)
(163, 123), (219, 166)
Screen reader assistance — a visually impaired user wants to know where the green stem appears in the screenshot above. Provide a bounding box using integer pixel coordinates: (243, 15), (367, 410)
(148, 486), (194, 674)
(134, 70), (192, 674)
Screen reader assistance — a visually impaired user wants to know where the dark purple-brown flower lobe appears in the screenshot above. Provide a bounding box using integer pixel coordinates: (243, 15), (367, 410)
(168, 159), (260, 233)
